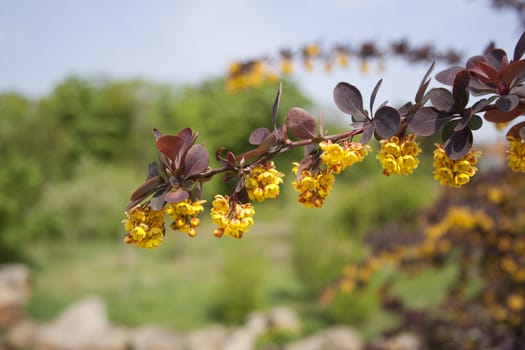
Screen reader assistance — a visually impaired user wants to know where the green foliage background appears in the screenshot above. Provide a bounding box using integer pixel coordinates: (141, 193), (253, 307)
(2, 75), (442, 340)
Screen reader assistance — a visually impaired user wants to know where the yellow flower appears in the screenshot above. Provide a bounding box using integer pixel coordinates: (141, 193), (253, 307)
(281, 58), (293, 75)
(336, 52), (349, 67)
(432, 145), (481, 188)
(376, 135), (421, 176)
(292, 165), (335, 208)
(166, 199), (206, 237)
(122, 205), (165, 249)
(244, 161), (284, 202)
(507, 294), (525, 312)
(211, 195), (255, 239)
(507, 136), (525, 173)
(320, 141), (371, 174)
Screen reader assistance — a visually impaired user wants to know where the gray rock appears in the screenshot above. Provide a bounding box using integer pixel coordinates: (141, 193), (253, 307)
(6, 319), (41, 349)
(183, 325), (228, 350)
(369, 332), (421, 350)
(267, 306), (301, 334)
(130, 325), (184, 350)
(286, 325), (363, 350)
(34, 295), (109, 350)
(223, 326), (257, 350)
(87, 326), (130, 350)
(0, 264), (30, 327)
(245, 311), (267, 334)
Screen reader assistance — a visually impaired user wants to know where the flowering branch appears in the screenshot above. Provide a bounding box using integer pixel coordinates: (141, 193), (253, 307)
(122, 31), (525, 250)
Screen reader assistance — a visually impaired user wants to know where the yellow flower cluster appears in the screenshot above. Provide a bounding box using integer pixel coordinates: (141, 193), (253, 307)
(507, 136), (525, 173)
(426, 206), (494, 241)
(210, 195), (255, 239)
(292, 165), (335, 208)
(122, 205), (165, 249)
(226, 61), (278, 92)
(320, 141), (371, 174)
(433, 145), (481, 188)
(376, 134), (421, 176)
(244, 161), (284, 202)
(166, 199), (206, 237)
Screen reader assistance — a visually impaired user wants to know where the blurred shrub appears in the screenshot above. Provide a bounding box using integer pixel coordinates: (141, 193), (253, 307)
(291, 211), (356, 297)
(208, 244), (266, 324)
(26, 158), (141, 241)
(326, 289), (377, 324)
(255, 327), (298, 350)
(337, 175), (437, 238)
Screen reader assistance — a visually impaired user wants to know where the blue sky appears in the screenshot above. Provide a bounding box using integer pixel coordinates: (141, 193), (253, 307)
(0, 0), (521, 111)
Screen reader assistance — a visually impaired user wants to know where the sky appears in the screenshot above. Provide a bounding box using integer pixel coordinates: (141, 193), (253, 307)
(0, 0), (522, 114)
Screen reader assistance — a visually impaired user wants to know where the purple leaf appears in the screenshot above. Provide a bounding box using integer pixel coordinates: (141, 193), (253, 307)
(130, 176), (161, 201)
(249, 128), (271, 145)
(370, 79), (383, 113)
(272, 82), (282, 130)
(408, 107), (451, 136)
(415, 62), (435, 103)
(285, 107), (317, 139)
(429, 88), (454, 112)
(373, 106), (400, 139)
(435, 66), (463, 86)
(513, 31), (525, 61)
(453, 109), (473, 132)
(496, 95), (520, 112)
(452, 70), (470, 110)
(360, 123), (375, 144)
(165, 188), (189, 203)
(333, 82), (368, 121)
(444, 128), (473, 160)
(184, 144), (209, 178)
(486, 49), (507, 71)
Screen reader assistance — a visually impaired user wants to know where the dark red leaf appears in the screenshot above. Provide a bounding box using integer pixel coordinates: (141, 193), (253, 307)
(408, 107), (451, 136)
(502, 60), (525, 87)
(452, 70), (470, 110)
(514, 31), (525, 61)
(249, 128), (271, 145)
(177, 128), (197, 167)
(484, 106), (525, 123)
(477, 62), (500, 85)
(237, 134), (277, 161)
(429, 88), (454, 112)
(507, 121), (525, 138)
(130, 176), (161, 201)
(165, 188), (189, 203)
(333, 82), (367, 121)
(184, 144), (209, 178)
(285, 107), (317, 140)
(486, 49), (508, 71)
(156, 135), (183, 163)
(444, 128), (473, 160)
(373, 106), (400, 139)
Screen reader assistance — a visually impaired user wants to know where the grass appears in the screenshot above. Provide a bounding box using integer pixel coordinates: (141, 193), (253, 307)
(27, 219), (302, 330)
